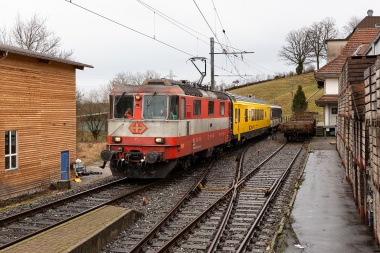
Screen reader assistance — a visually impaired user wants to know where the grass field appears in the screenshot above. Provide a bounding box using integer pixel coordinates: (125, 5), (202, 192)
(77, 142), (105, 163)
(229, 72), (323, 122)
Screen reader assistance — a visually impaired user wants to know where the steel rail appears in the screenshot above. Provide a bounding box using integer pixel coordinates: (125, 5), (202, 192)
(205, 142), (287, 252)
(236, 145), (303, 252)
(127, 161), (213, 252)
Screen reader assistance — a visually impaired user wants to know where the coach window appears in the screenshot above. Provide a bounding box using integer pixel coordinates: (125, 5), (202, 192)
(194, 100), (201, 116)
(235, 108), (240, 123)
(208, 101), (214, 116)
(220, 102), (225, 116)
(169, 95), (179, 119)
(245, 109), (248, 122)
(251, 109), (254, 121)
(5, 130), (17, 171)
(114, 94), (134, 118)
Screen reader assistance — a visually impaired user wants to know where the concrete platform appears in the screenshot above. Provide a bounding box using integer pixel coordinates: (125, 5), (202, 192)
(284, 137), (378, 252)
(0, 205), (142, 253)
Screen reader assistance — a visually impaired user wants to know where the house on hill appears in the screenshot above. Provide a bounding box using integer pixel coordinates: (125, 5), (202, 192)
(0, 43), (93, 199)
(314, 10), (380, 136)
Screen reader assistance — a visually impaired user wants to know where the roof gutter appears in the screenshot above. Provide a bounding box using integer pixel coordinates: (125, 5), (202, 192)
(0, 50), (8, 60)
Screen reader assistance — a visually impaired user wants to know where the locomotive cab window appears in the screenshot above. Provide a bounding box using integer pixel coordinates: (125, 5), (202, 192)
(169, 95), (179, 119)
(143, 94), (168, 119)
(194, 100), (201, 116)
(114, 94), (134, 119)
(208, 101), (214, 116)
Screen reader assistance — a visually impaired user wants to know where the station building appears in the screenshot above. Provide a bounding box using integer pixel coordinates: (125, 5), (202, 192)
(0, 43), (92, 199)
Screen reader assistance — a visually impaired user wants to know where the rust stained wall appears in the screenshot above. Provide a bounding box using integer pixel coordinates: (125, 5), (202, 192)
(0, 53), (77, 199)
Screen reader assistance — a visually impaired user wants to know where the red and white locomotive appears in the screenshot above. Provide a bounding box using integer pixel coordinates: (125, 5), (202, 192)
(100, 78), (281, 178)
(100, 79), (231, 178)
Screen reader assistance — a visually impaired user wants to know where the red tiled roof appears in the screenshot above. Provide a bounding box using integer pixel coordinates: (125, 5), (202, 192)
(315, 94), (339, 106)
(315, 28), (380, 79)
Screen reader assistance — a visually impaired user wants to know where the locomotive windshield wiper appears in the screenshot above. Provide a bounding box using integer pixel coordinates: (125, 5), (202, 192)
(147, 91), (157, 107)
(115, 92), (126, 106)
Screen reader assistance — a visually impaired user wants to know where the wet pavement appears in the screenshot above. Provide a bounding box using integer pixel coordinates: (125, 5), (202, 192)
(284, 137), (378, 252)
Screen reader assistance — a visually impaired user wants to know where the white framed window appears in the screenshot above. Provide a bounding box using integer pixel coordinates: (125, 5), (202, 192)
(5, 130), (18, 170)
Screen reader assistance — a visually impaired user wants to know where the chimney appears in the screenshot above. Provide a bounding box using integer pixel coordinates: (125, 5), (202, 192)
(367, 9), (374, 16)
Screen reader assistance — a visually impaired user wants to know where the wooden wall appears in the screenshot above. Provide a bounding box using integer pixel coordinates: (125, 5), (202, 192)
(0, 53), (77, 199)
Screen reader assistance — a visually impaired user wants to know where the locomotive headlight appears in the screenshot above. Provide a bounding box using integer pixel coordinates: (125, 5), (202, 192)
(155, 137), (165, 144)
(112, 136), (122, 143)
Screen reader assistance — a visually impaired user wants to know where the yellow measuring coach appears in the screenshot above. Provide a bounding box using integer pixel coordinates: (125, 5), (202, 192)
(228, 93), (272, 144)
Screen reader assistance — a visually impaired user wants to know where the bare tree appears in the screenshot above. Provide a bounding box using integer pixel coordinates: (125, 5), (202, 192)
(76, 88), (85, 141)
(0, 26), (10, 44)
(307, 18), (338, 69)
(109, 70), (161, 88)
(278, 28), (313, 75)
(2, 13), (73, 59)
(78, 89), (108, 141)
(342, 16), (361, 37)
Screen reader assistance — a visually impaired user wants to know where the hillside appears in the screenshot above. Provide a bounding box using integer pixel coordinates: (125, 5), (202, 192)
(228, 72), (323, 121)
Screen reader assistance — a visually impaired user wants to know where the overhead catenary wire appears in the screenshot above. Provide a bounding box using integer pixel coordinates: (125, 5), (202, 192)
(192, 0), (246, 80)
(65, 0), (267, 82)
(137, 0), (210, 45)
(65, 0), (193, 57)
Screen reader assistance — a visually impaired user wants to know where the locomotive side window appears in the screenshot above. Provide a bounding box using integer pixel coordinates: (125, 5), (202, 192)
(143, 94), (168, 119)
(181, 98), (186, 119)
(169, 95), (179, 119)
(220, 102), (225, 116)
(194, 100), (201, 116)
(114, 95), (134, 118)
(208, 101), (214, 116)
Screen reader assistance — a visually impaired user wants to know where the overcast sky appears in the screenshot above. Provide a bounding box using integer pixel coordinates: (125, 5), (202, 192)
(1, 0), (377, 92)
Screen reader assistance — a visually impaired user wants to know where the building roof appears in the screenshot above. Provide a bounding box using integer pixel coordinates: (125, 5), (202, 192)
(363, 30), (380, 55)
(315, 28), (380, 81)
(354, 14), (380, 31)
(0, 43), (93, 70)
(315, 94), (339, 106)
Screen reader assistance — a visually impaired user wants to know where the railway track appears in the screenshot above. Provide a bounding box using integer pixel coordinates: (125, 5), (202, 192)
(102, 138), (304, 253)
(0, 178), (160, 250)
(0, 157), (217, 251)
(165, 142), (303, 253)
(0, 134), (304, 252)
